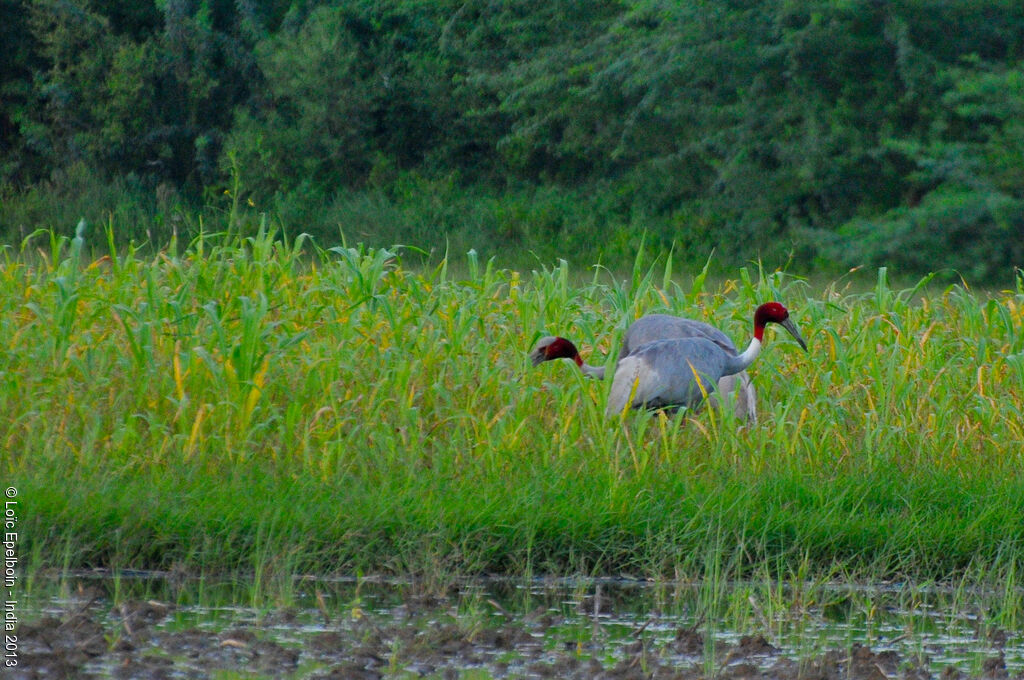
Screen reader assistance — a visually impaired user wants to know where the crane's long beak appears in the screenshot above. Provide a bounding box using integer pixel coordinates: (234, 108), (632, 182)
(779, 318), (808, 352)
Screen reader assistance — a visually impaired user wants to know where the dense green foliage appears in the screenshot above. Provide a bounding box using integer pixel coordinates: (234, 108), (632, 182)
(1, 1), (1023, 280)
(4, 227), (1024, 581)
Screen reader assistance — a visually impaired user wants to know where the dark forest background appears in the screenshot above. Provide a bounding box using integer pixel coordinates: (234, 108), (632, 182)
(1, 0), (1022, 282)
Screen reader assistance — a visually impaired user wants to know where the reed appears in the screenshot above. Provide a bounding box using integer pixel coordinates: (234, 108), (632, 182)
(3, 224), (1024, 590)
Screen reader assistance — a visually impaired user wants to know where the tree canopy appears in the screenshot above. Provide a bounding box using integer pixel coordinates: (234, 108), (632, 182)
(2, 0), (1022, 281)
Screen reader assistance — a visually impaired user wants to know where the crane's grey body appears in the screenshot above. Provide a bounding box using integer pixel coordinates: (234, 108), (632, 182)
(605, 336), (756, 417)
(617, 314), (738, 362)
(617, 315), (758, 422)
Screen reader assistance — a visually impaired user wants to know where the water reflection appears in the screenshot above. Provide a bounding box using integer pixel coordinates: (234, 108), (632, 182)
(14, 571), (1024, 678)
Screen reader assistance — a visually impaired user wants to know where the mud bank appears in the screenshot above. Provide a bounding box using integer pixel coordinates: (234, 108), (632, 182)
(10, 586), (1020, 680)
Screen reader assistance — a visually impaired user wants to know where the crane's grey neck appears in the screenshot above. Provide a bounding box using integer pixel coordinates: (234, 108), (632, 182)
(578, 361), (605, 380)
(723, 338), (762, 376)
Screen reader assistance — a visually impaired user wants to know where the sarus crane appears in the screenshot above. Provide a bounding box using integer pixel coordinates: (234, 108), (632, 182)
(530, 302), (807, 420)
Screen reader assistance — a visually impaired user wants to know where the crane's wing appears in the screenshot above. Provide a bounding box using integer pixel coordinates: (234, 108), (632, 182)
(606, 354), (673, 417)
(619, 314), (738, 362)
(607, 338), (724, 417)
(606, 356), (646, 417)
(714, 371), (758, 423)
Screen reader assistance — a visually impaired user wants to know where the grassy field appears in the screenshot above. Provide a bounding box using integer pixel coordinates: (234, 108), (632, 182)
(3, 225), (1024, 591)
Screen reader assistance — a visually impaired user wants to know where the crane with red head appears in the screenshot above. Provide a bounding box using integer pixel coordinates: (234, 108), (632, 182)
(531, 302), (807, 419)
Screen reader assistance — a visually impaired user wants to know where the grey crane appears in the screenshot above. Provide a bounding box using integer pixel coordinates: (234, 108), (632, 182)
(531, 313), (760, 420)
(530, 302), (807, 420)
(606, 302), (806, 418)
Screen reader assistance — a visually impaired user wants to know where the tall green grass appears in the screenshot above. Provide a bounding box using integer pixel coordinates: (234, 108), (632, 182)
(3, 224), (1024, 586)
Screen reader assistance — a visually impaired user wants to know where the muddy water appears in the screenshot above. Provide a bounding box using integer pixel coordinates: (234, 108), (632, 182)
(10, 573), (1024, 679)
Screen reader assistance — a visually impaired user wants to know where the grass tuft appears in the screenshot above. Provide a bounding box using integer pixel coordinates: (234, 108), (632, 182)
(4, 225), (1024, 589)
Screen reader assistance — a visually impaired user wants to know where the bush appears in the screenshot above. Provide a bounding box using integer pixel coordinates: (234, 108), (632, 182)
(827, 187), (1024, 284)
